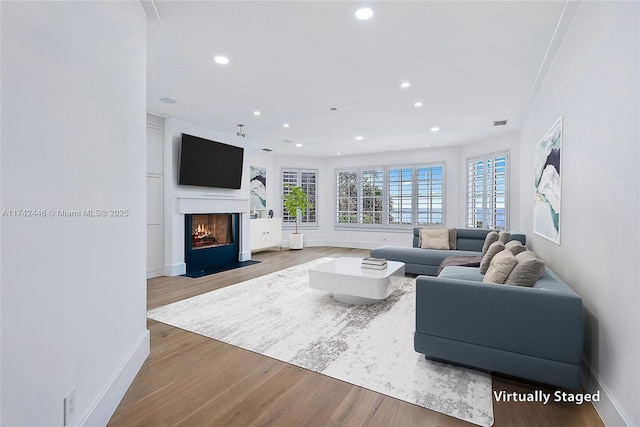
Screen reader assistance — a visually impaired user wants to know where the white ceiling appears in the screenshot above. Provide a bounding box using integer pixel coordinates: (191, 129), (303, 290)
(146, 1), (569, 157)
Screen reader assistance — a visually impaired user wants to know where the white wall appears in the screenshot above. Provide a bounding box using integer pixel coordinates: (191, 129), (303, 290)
(519, 2), (639, 425)
(163, 118), (275, 274)
(1, 2), (149, 425)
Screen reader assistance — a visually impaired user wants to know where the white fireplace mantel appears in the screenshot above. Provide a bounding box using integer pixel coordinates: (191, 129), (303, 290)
(177, 196), (250, 214)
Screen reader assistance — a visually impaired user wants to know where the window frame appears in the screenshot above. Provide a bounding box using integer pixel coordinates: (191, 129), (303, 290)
(281, 168), (319, 230)
(335, 162), (446, 230)
(465, 151), (509, 230)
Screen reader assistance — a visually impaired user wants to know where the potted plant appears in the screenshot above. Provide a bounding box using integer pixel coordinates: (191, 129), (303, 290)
(282, 184), (313, 249)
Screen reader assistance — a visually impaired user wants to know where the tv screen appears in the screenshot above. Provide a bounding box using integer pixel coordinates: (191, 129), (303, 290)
(178, 134), (244, 189)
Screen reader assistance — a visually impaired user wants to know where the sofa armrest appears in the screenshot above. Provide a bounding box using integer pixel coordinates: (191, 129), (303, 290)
(415, 275), (583, 364)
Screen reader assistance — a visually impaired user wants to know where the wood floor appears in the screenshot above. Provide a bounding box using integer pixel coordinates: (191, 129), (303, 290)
(108, 247), (604, 427)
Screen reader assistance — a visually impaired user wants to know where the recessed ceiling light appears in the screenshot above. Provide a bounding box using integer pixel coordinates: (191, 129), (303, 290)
(253, 111), (261, 116)
(160, 97), (176, 104)
(414, 102), (423, 107)
(355, 136), (364, 141)
(401, 82), (410, 88)
(337, 152), (342, 155)
(283, 123), (290, 128)
(295, 143), (303, 147)
(424, 144), (430, 147)
(355, 7), (373, 20)
(430, 127), (440, 132)
(214, 56), (229, 65)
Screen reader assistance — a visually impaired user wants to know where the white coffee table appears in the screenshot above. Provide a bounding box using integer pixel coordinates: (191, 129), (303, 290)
(309, 257), (406, 304)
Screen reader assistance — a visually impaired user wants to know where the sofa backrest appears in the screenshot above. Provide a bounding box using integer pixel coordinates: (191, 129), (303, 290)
(413, 227), (526, 251)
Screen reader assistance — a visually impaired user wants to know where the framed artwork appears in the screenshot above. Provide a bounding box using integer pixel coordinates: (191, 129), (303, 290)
(250, 166), (267, 213)
(533, 116), (562, 245)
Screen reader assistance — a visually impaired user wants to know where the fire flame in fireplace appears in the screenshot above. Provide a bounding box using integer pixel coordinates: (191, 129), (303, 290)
(194, 224), (209, 237)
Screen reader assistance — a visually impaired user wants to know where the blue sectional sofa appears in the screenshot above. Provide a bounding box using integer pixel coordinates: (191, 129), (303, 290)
(371, 228), (526, 275)
(414, 265), (584, 389)
(370, 227), (584, 389)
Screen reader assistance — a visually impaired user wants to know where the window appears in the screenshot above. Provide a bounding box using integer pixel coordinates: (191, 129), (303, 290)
(282, 168), (318, 227)
(336, 164), (445, 228)
(466, 152), (508, 229)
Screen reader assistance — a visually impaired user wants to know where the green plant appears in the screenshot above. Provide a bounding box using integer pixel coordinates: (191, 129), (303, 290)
(282, 184), (313, 234)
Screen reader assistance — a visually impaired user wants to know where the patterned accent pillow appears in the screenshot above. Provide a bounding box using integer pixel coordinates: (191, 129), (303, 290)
(481, 231), (499, 254)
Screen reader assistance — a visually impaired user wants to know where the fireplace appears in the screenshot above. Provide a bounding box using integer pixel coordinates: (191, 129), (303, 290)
(184, 213), (240, 275)
(190, 214), (233, 250)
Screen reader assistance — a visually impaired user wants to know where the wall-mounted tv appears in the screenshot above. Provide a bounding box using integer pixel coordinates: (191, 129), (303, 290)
(178, 133), (244, 189)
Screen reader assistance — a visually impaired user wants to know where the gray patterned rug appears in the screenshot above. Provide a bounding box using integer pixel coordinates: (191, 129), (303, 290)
(148, 258), (494, 426)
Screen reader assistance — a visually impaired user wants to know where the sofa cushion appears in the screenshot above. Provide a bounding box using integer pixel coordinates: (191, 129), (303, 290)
(505, 251), (546, 287)
(371, 245), (482, 268)
(483, 250), (517, 284)
(420, 228), (450, 250)
(505, 240), (527, 256)
(481, 231), (499, 254)
(438, 265), (485, 281)
(479, 241), (505, 274)
(498, 230), (511, 244)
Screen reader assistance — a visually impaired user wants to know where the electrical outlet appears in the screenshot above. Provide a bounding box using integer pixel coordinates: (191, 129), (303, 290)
(64, 387), (76, 427)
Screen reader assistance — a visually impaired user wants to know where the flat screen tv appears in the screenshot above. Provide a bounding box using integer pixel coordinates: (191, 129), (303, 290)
(178, 133), (244, 189)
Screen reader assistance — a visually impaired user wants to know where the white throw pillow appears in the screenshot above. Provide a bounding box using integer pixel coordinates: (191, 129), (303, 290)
(483, 250), (517, 284)
(505, 251), (546, 287)
(479, 241), (505, 274)
(481, 231), (499, 254)
(420, 228), (451, 250)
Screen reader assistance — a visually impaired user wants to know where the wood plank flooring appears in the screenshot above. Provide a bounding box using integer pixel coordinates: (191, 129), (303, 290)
(108, 247), (604, 427)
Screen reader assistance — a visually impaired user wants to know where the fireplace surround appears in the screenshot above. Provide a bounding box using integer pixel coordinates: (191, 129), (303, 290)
(168, 196), (251, 276)
(184, 213), (240, 275)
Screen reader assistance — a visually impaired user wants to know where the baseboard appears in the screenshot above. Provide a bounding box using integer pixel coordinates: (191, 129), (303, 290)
(80, 330), (150, 426)
(581, 359), (631, 426)
(279, 239), (379, 250)
(164, 262), (186, 276)
(323, 239), (380, 250)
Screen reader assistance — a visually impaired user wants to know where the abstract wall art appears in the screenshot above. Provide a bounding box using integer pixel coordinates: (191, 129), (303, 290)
(533, 116), (562, 245)
(250, 166), (267, 214)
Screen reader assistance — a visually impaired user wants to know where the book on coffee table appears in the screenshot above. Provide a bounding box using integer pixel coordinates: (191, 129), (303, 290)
(361, 257), (387, 265)
(362, 257), (387, 270)
(361, 263), (388, 270)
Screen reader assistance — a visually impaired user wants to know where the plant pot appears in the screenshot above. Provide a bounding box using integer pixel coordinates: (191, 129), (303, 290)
(289, 232), (304, 250)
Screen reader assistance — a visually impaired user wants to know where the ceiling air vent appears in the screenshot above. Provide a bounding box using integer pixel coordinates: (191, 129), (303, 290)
(262, 148), (273, 152)
(493, 120), (508, 127)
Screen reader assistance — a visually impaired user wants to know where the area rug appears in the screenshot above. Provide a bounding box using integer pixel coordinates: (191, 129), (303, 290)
(148, 258), (494, 426)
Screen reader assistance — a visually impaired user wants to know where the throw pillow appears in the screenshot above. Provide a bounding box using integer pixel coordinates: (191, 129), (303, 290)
(505, 240), (527, 256)
(481, 231), (499, 254)
(483, 250), (517, 284)
(420, 228), (450, 250)
(479, 241), (505, 274)
(448, 228), (457, 250)
(505, 251), (546, 287)
(498, 230), (511, 244)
